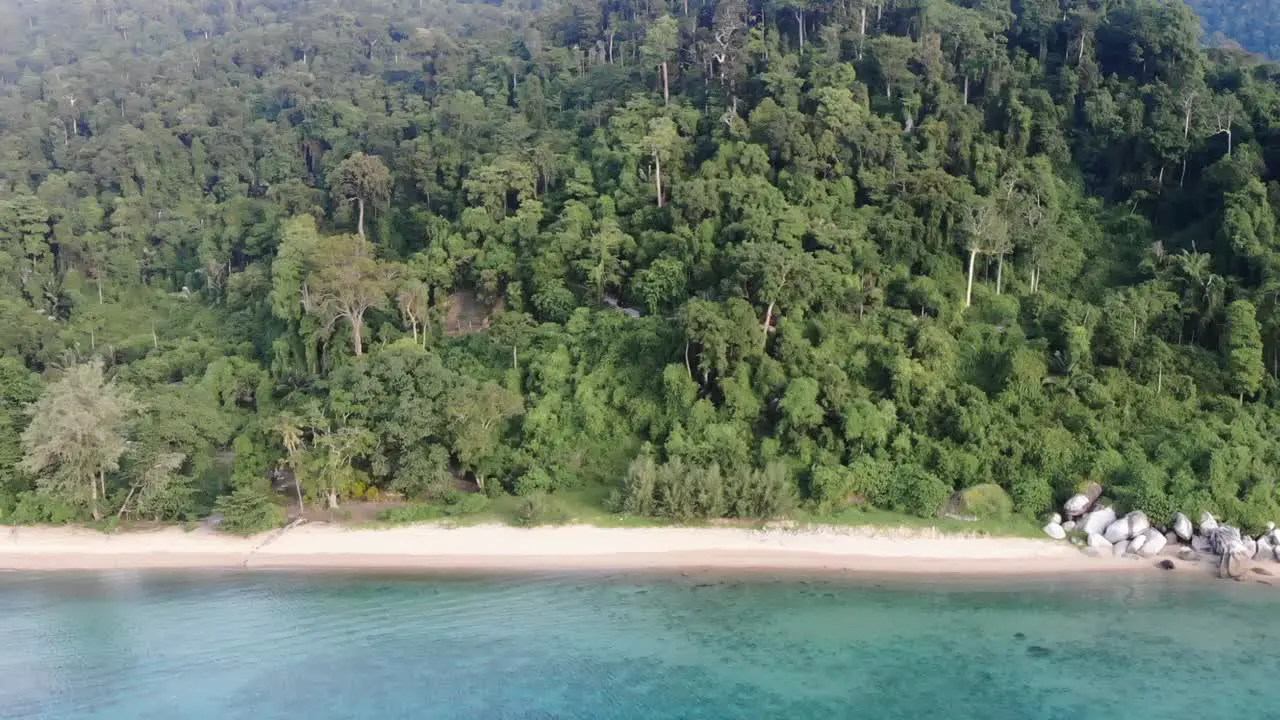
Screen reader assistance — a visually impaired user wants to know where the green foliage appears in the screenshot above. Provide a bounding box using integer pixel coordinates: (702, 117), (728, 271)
(212, 487), (285, 535)
(377, 492), (491, 524)
(1224, 300), (1264, 401)
(957, 484), (1015, 520)
(1, 491), (80, 525)
(883, 465), (951, 518)
(616, 452), (659, 516)
(2, 0), (1280, 535)
(514, 494), (571, 527)
(726, 462), (799, 520)
(1010, 475), (1054, 517)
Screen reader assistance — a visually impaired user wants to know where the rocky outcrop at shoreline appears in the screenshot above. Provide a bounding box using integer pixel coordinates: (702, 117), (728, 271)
(1045, 494), (1280, 578)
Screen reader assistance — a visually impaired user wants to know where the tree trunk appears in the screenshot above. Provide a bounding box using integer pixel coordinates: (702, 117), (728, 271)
(351, 317), (365, 356)
(795, 9), (805, 50)
(996, 254), (1004, 295)
(859, 6), (866, 58)
(356, 197), (366, 238)
(653, 152), (663, 207)
(661, 61), (669, 105)
(97, 277), (104, 304)
(326, 489), (339, 510)
(294, 472), (304, 515)
(965, 248), (978, 307)
(762, 300), (775, 349)
(962, 75), (969, 106)
(117, 483), (139, 519)
(91, 470), (103, 521)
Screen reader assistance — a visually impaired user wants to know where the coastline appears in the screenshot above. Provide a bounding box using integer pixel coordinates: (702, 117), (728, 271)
(0, 522), (1159, 575)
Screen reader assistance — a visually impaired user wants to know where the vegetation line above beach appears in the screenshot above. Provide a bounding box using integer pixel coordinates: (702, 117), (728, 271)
(3, 0), (1280, 537)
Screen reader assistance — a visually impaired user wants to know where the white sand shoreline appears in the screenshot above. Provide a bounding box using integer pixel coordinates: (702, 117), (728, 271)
(0, 523), (1153, 575)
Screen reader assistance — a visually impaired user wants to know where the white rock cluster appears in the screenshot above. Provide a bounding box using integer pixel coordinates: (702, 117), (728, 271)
(1042, 493), (1280, 574)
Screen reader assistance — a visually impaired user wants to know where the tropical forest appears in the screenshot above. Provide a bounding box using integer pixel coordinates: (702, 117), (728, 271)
(2, 0), (1280, 533)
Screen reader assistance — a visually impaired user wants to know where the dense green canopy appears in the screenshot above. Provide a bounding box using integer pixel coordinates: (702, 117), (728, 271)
(2, 0), (1280, 531)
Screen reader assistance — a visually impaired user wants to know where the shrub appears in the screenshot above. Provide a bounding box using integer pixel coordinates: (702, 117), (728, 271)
(515, 467), (556, 496)
(616, 453), (659, 515)
(377, 504), (444, 524)
(809, 466), (855, 511)
(443, 491), (490, 517)
(728, 461), (798, 519)
(1010, 475), (1053, 517)
(885, 464), (950, 518)
(655, 458), (725, 521)
(959, 483), (1014, 520)
(391, 445), (454, 500)
(514, 493), (570, 527)
(212, 487), (285, 535)
(3, 491), (81, 525)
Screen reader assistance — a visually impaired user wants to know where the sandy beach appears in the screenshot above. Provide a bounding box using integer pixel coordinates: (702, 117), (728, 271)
(0, 522), (1150, 574)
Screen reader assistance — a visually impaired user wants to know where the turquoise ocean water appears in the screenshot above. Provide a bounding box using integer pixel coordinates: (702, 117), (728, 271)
(1, 570), (1278, 719)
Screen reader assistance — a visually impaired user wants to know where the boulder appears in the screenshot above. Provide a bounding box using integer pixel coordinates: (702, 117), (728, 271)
(1043, 523), (1066, 540)
(1191, 534), (1213, 553)
(1081, 507), (1117, 536)
(1268, 521), (1277, 533)
(1140, 529), (1167, 557)
(1087, 533), (1113, 554)
(1220, 552), (1248, 580)
(1156, 559), (1176, 570)
(1269, 529), (1280, 546)
(1104, 518), (1132, 544)
(1063, 494), (1091, 517)
(1113, 539), (1131, 557)
(1209, 526), (1245, 556)
(1243, 537), (1258, 559)
(1129, 534), (1148, 555)
(1081, 481), (1104, 505)
(1199, 511), (1219, 533)
(1165, 531), (1180, 546)
(1177, 547), (1201, 562)
(1127, 511), (1151, 539)
(1172, 512), (1193, 541)
(1049, 512), (1063, 526)
(1062, 520), (1077, 532)
(1257, 536), (1275, 561)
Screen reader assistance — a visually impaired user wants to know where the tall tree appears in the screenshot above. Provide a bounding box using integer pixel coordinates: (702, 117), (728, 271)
(642, 15), (679, 105)
(303, 234), (398, 356)
(639, 117), (683, 208)
(1224, 299), (1264, 403)
(20, 361), (140, 520)
(330, 152), (392, 240)
(960, 196), (1007, 308)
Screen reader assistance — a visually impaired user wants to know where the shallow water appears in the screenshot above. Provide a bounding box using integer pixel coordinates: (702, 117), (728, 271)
(1, 570), (1277, 719)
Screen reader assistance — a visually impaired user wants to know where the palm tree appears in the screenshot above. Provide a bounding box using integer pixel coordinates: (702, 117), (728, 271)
(272, 412), (307, 514)
(1172, 251), (1224, 344)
